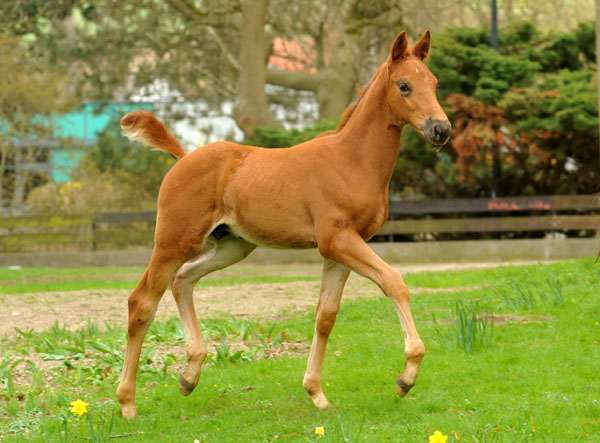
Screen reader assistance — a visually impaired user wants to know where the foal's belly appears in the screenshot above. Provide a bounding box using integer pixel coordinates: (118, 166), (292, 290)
(221, 188), (317, 249)
(227, 215), (318, 250)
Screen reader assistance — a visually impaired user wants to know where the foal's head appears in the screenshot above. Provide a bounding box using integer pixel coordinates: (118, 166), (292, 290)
(385, 30), (451, 150)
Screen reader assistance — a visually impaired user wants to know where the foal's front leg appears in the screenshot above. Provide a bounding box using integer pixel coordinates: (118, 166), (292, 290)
(318, 230), (425, 397)
(303, 259), (350, 408)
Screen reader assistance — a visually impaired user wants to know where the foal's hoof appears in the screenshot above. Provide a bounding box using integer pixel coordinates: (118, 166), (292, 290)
(308, 391), (333, 409)
(120, 403), (139, 419)
(178, 375), (197, 396)
(312, 396), (333, 410)
(395, 377), (413, 398)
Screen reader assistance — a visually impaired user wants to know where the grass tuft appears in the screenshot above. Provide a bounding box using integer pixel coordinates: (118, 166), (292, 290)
(432, 298), (493, 353)
(495, 277), (565, 311)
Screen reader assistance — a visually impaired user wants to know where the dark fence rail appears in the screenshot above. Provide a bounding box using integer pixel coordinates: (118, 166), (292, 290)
(389, 194), (599, 214)
(0, 195), (598, 253)
(383, 194), (600, 238)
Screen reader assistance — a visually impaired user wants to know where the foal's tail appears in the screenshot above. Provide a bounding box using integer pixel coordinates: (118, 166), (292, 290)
(121, 110), (187, 160)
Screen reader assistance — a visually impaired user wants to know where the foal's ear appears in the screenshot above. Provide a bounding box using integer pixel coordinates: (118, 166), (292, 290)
(412, 30), (431, 60)
(389, 31), (408, 62)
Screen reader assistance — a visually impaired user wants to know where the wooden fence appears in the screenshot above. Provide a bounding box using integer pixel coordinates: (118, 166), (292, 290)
(0, 195), (598, 253)
(379, 194), (600, 237)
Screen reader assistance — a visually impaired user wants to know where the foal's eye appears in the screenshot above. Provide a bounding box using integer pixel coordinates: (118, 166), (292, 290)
(397, 82), (412, 95)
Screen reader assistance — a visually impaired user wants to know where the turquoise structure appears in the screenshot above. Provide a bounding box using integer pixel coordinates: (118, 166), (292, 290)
(51, 102), (153, 182)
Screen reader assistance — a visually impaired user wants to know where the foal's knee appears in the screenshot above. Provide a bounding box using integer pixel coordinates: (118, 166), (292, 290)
(127, 292), (156, 333)
(381, 270), (410, 302)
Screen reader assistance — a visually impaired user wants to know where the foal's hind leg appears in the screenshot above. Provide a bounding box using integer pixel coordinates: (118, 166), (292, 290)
(116, 251), (181, 419)
(171, 234), (256, 395)
(303, 259), (350, 408)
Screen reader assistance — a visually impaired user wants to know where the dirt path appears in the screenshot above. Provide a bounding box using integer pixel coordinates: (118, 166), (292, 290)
(0, 261), (546, 336)
(1, 279), (373, 336)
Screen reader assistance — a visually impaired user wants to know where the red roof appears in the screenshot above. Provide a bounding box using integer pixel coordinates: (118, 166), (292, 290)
(269, 38), (316, 73)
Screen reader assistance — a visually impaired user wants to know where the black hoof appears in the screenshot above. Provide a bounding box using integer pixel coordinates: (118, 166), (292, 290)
(178, 375), (197, 396)
(396, 377), (413, 397)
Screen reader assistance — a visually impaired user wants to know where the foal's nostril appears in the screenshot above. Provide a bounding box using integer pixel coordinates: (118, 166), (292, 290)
(433, 122), (451, 142)
(422, 118), (451, 146)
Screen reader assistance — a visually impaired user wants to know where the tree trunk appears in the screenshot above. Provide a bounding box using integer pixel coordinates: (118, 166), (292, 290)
(233, 0), (282, 139)
(314, 40), (357, 119)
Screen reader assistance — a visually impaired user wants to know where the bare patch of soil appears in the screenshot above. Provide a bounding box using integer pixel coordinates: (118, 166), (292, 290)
(0, 281), (322, 337)
(0, 276), (486, 337)
(485, 313), (553, 325)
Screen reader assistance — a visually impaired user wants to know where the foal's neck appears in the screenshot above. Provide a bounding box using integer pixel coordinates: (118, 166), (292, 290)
(336, 69), (403, 193)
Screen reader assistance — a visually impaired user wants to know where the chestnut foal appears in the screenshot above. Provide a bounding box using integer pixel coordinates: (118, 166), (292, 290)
(116, 30), (450, 418)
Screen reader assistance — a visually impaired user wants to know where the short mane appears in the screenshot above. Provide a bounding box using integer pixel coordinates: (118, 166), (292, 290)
(316, 64), (385, 138)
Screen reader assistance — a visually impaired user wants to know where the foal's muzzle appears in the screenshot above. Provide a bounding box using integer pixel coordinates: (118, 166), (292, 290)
(422, 118), (451, 152)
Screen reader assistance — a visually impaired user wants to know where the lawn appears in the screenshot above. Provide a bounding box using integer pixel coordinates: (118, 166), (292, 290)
(0, 258), (599, 442)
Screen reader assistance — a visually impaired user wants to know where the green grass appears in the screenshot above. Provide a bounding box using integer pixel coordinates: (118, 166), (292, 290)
(0, 265), (319, 294)
(1, 258), (599, 441)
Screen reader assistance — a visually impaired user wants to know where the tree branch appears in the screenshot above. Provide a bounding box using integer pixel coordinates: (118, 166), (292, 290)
(265, 68), (322, 92)
(165, 0), (241, 72)
(206, 26), (240, 71)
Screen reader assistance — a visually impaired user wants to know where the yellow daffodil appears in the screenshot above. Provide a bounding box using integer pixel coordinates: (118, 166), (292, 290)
(315, 426), (325, 436)
(70, 399), (89, 416)
(429, 430), (448, 443)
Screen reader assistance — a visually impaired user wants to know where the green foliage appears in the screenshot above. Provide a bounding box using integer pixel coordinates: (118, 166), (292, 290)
(529, 22), (596, 72)
(473, 48), (536, 104)
(503, 70), (597, 135)
(500, 20), (540, 48)
(429, 26), (538, 103)
(574, 21), (596, 63)
(86, 120), (175, 201)
(500, 70), (598, 194)
(250, 120), (338, 148)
